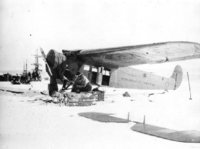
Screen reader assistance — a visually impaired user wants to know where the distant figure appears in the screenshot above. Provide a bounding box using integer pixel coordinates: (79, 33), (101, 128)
(32, 71), (36, 81)
(27, 72), (31, 81)
(26, 72), (31, 83)
(71, 72), (92, 93)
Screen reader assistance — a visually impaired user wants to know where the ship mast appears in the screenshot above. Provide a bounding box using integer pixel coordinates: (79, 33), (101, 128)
(32, 49), (42, 73)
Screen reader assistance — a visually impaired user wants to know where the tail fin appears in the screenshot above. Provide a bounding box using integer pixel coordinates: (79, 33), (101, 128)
(170, 65), (183, 89)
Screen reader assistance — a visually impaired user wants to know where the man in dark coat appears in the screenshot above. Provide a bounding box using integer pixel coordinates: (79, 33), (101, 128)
(46, 49), (68, 96)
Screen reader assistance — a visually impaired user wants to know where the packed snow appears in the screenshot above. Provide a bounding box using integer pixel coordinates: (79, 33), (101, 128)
(0, 59), (200, 149)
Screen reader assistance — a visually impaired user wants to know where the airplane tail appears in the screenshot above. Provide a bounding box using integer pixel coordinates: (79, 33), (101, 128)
(109, 65), (183, 90)
(170, 65), (183, 90)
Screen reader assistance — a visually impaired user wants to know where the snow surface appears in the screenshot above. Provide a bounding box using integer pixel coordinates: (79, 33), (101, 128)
(0, 59), (200, 149)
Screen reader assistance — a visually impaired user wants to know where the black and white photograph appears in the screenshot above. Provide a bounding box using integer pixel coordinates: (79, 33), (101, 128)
(0, 0), (200, 148)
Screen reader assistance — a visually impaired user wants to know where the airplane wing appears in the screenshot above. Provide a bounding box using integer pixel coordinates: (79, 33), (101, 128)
(65, 41), (200, 69)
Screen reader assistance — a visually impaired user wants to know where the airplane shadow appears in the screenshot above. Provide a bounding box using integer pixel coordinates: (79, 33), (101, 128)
(131, 123), (200, 143)
(79, 112), (200, 143)
(79, 112), (129, 123)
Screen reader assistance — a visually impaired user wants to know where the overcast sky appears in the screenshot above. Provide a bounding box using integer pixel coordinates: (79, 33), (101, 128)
(0, 0), (200, 71)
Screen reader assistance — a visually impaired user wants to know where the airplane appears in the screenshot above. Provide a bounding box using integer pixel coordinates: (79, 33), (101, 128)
(40, 41), (200, 93)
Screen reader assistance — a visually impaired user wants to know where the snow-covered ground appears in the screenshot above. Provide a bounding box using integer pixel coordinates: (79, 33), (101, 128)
(0, 59), (200, 149)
